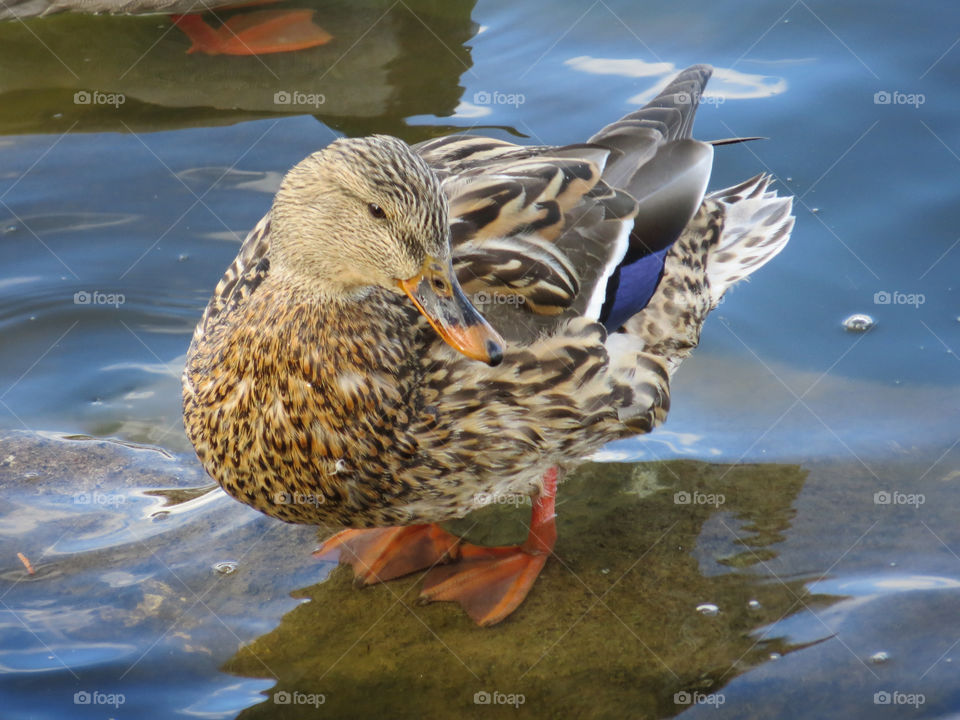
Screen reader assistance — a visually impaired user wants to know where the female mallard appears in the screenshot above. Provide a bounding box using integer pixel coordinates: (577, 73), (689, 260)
(183, 65), (794, 626)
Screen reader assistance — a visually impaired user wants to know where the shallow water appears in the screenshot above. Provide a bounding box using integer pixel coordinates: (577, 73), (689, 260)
(0, 0), (958, 717)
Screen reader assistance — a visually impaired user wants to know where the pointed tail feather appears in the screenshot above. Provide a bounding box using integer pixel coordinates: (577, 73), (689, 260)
(619, 175), (794, 374)
(705, 174), (794, 305)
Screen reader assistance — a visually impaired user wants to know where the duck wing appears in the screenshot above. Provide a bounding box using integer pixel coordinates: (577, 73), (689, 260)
(414, 64), (715, 342)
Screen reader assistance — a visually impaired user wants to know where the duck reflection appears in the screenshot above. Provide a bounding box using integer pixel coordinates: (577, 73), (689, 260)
(0, 0), (476, 136)
(223, 459), (825, 719)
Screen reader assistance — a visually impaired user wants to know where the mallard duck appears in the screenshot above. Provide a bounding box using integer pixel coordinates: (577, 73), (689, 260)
(182, 65), (794, 626)
(0, 0), (332, 55)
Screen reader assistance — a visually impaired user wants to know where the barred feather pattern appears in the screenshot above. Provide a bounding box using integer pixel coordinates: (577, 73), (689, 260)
(183, 67), (793, 530)
(183, 258), (669, 526)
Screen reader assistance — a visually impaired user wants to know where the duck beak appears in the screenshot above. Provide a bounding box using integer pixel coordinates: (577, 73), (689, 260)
(399, 257), (505, 366)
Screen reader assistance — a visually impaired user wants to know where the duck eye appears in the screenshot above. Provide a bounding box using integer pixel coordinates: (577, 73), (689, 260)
(431, 277), (448, 293)
(368, 203), (386, 219)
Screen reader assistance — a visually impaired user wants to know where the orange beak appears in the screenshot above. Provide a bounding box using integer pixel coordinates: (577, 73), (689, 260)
(399, 257), (505, 366)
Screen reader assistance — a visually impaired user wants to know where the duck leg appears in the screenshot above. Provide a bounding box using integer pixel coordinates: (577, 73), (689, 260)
(315, 467), (558, 626)
(420, 467), (558, 626)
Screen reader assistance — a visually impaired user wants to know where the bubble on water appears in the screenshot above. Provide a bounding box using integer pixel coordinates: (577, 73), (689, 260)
(869, 651), (890, 664)
(600, 568), (610, 575)
(696, 603), (719, 616)
(178, 253), (189, 262)
(748, 599), (762, 610)
(811, 207), (820, 214)
(842, 313), (875, 333)
(2, 225), (17, 234)
(213, 561), (238, 575)
(769, 652), (782, 660)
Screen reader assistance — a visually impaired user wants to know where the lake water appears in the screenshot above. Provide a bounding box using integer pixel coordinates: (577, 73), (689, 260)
(1, 0), (958, 717)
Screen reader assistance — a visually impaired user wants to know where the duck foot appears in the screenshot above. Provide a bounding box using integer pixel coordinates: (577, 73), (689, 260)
(172, 10), (333, 56)
(421, 467), (558, 626)
(419, 542), (551, 627)
(314, 524), (460, 586)
(316, 467), (559, 626)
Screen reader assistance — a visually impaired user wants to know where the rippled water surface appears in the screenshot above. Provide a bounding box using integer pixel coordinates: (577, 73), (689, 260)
(1, 0), (958, 718)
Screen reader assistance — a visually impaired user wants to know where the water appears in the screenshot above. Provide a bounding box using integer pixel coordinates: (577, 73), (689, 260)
(0, 0), (958, 717)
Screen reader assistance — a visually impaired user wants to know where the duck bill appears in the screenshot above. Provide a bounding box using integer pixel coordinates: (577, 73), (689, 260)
(399, 258), (505, 366)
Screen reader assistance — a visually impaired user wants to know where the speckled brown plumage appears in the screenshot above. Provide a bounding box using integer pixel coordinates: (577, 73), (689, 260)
(182, 65), (794, 534)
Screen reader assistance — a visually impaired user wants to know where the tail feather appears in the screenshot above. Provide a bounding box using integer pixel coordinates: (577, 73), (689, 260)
(619, 175), (794, 374)
(705, 174), (794, 304)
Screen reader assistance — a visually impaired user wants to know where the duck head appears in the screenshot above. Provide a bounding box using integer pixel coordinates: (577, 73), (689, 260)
(269, 135), (504, 366)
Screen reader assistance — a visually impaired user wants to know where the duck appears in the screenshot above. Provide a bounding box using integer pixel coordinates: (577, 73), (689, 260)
(0, 0), (333, 55)
(182, 64), (795, 626)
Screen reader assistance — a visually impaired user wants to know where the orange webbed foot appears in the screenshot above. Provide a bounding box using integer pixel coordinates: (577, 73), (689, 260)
(317, 468), (559, 627)
(420, 542), (551, 626)
(172, 9), (333, 56)
(315, 524), (460, 586)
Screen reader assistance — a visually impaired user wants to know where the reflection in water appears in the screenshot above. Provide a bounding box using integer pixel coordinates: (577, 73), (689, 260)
(0, 431), (319, 718)
(0, 0), (476, 136)
(224, 459), (815, 719)
(4, 434), (960, 717)
(563, 57), (788, 104)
